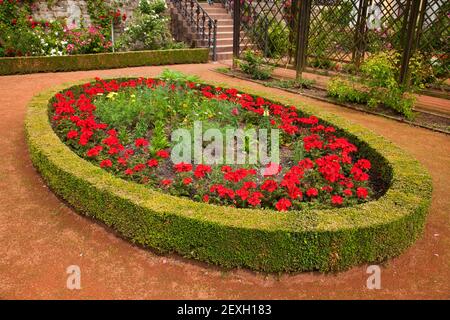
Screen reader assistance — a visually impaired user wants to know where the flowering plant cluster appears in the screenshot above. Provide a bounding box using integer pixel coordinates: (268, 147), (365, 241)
(0, 0), (120, 57)
(51, 76), (374, 212)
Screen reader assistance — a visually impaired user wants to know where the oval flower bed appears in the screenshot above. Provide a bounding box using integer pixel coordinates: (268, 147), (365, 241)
(51, 77), (375, 212)
(25, 77), (432, 272)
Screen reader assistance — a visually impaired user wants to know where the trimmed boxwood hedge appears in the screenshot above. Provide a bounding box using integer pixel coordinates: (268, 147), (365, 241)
(25, 79), (433, 272)
(0, 49), (209, 75)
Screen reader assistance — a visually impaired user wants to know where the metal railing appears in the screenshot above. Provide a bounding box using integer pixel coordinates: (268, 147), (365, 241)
(171, 0), (218, 61)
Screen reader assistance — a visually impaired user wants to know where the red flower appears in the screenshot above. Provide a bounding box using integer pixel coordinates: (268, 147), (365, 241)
(331, 195), (343, 205)
(356, 187), (368, 199)
(87, 146), (103, 157)
(161, 179), (172, 186)
(306, 188), (318, 197)
(247, 192), (263, 206)
(236, 188), (250, 201)
(261, 179), (278, 192)
(147, 158), (158, 167)
(66, 130), (78, 139)
(243, 181), (257, 189)
(203, 195), (209, 202)
(343, 189), (353, 197)
(100, 159), (112, 168)
(133, 163), (146, 172)
(194, 164), (212, 178)
(298, 158), (314, 170)
(183, 177), (193, 185)
(118, 157), (127, 166)
(355, 159), (371, 170)
(275, 198), (292, 211)
(156, 149), (169, 158)
(134, 138), (149, 148)
(124, 168), (133, 175)
(174, 162), (193, 173)
(221, 165), (232, 172)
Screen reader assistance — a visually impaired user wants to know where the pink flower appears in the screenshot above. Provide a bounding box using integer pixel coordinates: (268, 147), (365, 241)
(67, 44), (75, 53)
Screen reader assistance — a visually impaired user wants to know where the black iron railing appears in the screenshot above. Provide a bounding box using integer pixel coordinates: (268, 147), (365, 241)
(171, 0), (218, 60)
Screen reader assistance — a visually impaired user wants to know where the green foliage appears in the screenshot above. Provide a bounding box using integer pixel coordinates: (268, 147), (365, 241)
(25, 81), (432, 272)
(327, 52), (416, 119)
(0, 48), (209, 75)
(270, 78), (315, 90)
(93, 74), (238, 146)
(116, 0), (185, 51)
(327, 77), (368, 104)
(158, 68), (201, 83)
(361, 52), (415, 118)
(239, 50), (274, 80)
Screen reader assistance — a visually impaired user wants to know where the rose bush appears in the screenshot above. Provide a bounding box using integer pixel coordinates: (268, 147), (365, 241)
(50, 76), (375, 212)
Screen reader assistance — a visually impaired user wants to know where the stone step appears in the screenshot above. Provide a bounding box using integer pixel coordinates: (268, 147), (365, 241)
(215, 38), (233, 45)
(217, 25), (233, 32)
(204, 8), (229, 14)
(215, 31), (245, 38)
(216, 52), (233, 60)
(215, 43), (252, 53)
(215, 19), (233, 26)
(207, 13), (232, 20)
(199, 2), (226, 8)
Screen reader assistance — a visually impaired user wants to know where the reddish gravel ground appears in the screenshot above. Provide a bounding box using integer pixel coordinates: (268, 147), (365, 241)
(0, 63), (449, 299)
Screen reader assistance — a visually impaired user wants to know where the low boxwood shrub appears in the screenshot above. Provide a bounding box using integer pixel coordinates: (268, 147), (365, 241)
(0, 48), (209, 75)
(25, 79), (432, 272)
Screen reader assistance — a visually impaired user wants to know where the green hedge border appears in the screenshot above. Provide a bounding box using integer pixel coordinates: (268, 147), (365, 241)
(25, 79), (433, 272)
(0, 49), (209, 75)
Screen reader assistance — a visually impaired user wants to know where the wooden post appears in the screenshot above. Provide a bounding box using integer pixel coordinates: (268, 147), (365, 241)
(399, 0), (421, 86)
(232, 0), (241, 69)
(295, 0), (312, 80)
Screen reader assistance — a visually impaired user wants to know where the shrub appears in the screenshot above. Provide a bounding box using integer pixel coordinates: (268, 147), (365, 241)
(116, 0), (185, 51)
(327, 51), (416, 119)
(327, 77), (368, 104)
(238, 50), (274, 80)
(361, 51), (415, 118)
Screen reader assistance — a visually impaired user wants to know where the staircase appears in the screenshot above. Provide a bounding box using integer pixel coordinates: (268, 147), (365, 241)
(169, 0), (239, 61)
(198, 2), (234, 60)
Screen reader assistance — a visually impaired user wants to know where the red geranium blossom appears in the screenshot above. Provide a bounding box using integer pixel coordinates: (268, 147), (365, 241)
(147, 159), (158, 167)
(156, 150), (169, 158)
(174, 162), (193, 173)
(275, 198), (292, 211)
(100, 159), (112, 168)
(306, 188), (318, 197)
(331, 195), (343, 205)
(134, 138), (149, 148)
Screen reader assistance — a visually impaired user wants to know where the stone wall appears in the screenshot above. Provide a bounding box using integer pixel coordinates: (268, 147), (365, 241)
(31, 0), (139, 27)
